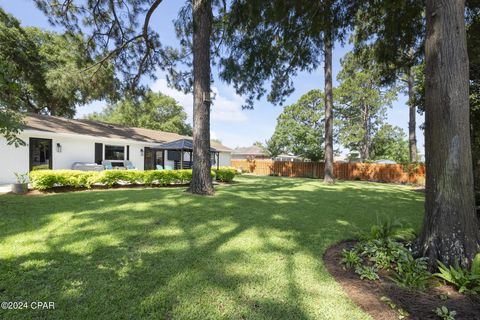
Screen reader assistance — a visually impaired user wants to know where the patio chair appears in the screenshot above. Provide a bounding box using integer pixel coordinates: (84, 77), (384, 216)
(156, 165), (164, 170)
(102, 160), (114, 170)
(124, 161), (136, 170)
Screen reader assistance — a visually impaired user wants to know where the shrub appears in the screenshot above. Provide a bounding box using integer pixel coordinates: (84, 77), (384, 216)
(143, 170), (196, 186)
(29, 169), (206, 190)
(359, 217), (404, 241)
(434, 306), (457, 320)
(341, 249), (362, 269)
(30, 170), (98, 190)
(355, 265), (379, 280)
(391, 253), (431, 290)
(355, 238), (408, 271)
(435, 259), (480, 294)
(93, 170), (143, 187)
(214, 166), (237, 182)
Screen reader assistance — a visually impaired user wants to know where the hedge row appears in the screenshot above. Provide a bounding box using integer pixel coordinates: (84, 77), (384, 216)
(30, 167), (237, 190)
(214, 166), (237, 182)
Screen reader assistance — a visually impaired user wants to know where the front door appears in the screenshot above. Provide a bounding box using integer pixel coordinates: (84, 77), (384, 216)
(29, 138), (52, 171)
(144, 147), (154, 170)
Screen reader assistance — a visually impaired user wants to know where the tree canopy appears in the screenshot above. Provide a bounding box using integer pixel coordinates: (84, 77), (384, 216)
(335, 50), (397, 161)
(0, 6), (116, 145)
(271, 90), (324, 161)
(370, 125), (410, 163)
(85, 91), (192, 135)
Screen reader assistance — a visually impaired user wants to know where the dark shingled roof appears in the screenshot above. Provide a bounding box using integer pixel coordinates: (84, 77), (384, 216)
(158, 139), (217, 152)
(24, 113), (232, 152)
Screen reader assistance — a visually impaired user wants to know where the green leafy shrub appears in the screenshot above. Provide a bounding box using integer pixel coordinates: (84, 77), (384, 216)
(29, 169), (207, 190)
(214, 166), (237, 182)
(14, 172), (29, 184)
(92, 170), (143, 187)
(434, 306), (457, 320)
(435, 260), (480, 294)
(355, 238), (408, 271)
(30, 170), (98, 190)
(359, 217), (416, 242)
(355, 265), (379, 280)
(391, 253), (431, 290)
(341, 249), (362, 269)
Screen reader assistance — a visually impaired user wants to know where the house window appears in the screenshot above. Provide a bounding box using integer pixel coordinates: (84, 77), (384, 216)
(105, 145), (125, 160)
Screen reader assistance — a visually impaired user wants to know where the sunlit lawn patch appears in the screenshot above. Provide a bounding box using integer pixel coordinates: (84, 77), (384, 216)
(0, 175), (424, 319)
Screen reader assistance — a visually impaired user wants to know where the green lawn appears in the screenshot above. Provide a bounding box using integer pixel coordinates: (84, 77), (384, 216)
(0, 175), (424, 319)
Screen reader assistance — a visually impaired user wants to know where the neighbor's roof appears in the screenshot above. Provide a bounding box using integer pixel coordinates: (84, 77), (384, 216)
(158, 138), (218, 152)
(232, 145), (266, 155)
(23, 113), (232, 152)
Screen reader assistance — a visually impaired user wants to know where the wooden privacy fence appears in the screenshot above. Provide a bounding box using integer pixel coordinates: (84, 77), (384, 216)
(231, 159), (426, 185)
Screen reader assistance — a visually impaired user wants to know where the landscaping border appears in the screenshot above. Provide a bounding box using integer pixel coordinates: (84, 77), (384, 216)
(323, 241), (480, 320)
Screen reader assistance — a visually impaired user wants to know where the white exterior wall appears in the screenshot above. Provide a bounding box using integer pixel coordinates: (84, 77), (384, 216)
(0, 133), (30, 184)
(0, 130), (232, 184)
(0, 131), (154, 183)
(218, 152), (231, 167)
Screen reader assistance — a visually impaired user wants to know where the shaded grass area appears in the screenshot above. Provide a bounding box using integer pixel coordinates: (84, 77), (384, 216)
(0, 175), (424, 319)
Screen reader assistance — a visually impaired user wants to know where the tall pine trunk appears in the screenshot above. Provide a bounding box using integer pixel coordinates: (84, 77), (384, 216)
(419, 0), (479, 268)
(189, 0), (214, 195)
(361, 104), (370, 162)
(324, 37), (335, 183)
(407, 66), (418, 162)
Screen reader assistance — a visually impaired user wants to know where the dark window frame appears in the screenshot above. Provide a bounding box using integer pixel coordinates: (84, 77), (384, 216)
(29, 138), (53, 171)
(104, 145), (125, 161)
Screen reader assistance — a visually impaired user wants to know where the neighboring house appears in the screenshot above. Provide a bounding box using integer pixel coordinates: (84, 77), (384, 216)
(275, 154), (300, 162)
(231, 146), (269, 160)
(0, 114), (232, 184)
(232, 146), (301, 161)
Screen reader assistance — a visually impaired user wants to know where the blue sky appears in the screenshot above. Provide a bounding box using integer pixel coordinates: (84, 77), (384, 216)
(1, 0), (424, 155)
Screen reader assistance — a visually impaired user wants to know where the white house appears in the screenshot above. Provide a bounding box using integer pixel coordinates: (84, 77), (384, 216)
(0, 114), (232, 184)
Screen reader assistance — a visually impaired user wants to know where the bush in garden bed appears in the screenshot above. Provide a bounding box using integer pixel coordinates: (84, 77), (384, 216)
(29, 170), (98, 190)
(29, 168), (230, 191)
(143, 170), (197, 186)
(340, 219), (480, 294)
(29, 169), (193, 190)
(213, 166), (237, 182)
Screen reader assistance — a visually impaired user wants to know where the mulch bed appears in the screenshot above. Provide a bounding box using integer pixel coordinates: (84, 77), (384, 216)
(323, 241), (480, 320)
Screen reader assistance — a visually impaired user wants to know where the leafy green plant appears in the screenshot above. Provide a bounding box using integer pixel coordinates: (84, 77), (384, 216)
(213, 166), (237, 182)
(355, 238), (408, 271)
(434, 306), (457, 320)
(340, 249), (362, 269)
(14, 172), (29, 184)
(355, 265), (379, 280)
(435, 261), (480, 294)
(391, 253), (431, 290)
(359, 217), (413, 242)
(29, 169), (217, 190)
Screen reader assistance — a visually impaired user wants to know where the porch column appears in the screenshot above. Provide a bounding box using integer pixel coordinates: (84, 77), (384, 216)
(180, 149), (184, 169)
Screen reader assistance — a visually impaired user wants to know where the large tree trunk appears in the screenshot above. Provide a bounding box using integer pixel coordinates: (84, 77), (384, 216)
(419, 0), (479, 268)
(188, 0), (214, 195)
(361, 104), (370, 161)
(407, 66), (418, 162)
(324, 37), (335, 183)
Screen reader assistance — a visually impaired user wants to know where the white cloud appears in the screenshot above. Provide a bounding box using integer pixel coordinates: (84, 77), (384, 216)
(151, 78), (248, 124)
(210, 130), (218, 140)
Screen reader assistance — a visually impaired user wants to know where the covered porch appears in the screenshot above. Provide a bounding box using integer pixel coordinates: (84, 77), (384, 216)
(144, 139), (220, 170)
